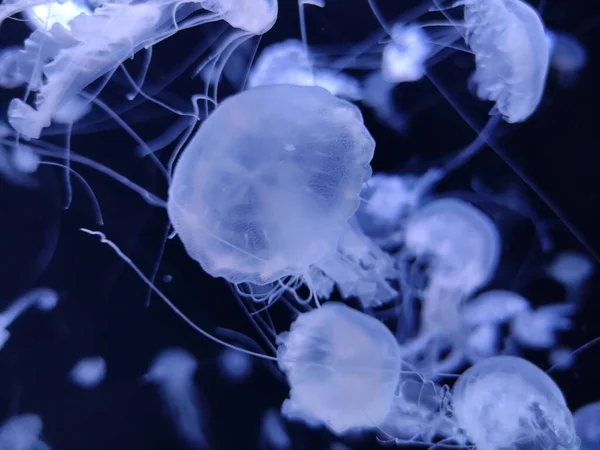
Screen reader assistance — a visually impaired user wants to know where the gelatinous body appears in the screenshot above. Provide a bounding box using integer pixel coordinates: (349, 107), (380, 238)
(69, 356), (107, 389)
(458, 0), (550, 122)
(452, 355), (579, 450)
(0, 414), (46, 450)
(277, 302), (401, 434)
(168, 84), (374, 285)
(145, 348), (208, 449)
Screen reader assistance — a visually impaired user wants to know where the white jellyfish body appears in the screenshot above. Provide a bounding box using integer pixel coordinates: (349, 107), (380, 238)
(145, 348), (208, 449)
(382, 24), (431, 84)
(168, 84), (396, 306)
(248, 40), (362, 101)
(546, 30), (587, 86)
(23, 0), (95, 31)
(510, 304), (574, 349)
(276, 302), (402, 435)
(69, 356), (107, 389)
(459, 0), (550, 123)
(404, 198), (500, 301)
(217, 347), (253, 383)
(462, 290), (530, 327)
(547, 251), (594, 290)
(573, 401), (600, 450)
(0, 414), (47, 450)
(8, 2), (164, 139)
(452, 355), (579, 450)
(199, 0), (277, 35)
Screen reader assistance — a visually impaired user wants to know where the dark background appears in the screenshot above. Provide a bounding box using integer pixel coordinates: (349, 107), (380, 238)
(0, 0), (599, 448)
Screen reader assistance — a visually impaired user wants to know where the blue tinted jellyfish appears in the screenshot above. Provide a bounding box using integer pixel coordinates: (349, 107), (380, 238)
(217, 347), (253, 383)
(69, 356), (107, 389)
(573, 401), (600, 450)
(248, 40), (362, 101)
(452, 355), (579, 450)
(168, 84), (397, 307)
(259, 409), (291, 450)
(510, 303), (575, 350)
(276, 302), (402, 435)
(546, 30), (587, 87)
(403, 197), (500, 302)
(4, 0), (279, 138)
(0, 414), (48, 450)
(382, 24), (431, 84)
(547, 251), (594, 303)
(145, 348), (209, 449)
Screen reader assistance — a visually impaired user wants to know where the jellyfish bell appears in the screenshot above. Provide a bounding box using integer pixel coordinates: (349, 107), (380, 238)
(276, 302), (402, 435)
(168, 84), (397, 307)
(403, 197), (501, 302)
(452, 355), (579, 450)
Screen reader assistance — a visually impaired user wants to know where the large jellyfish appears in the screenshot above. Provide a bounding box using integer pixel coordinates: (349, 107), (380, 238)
(167, 84), (397, 306)
(452, 355), (579, 450)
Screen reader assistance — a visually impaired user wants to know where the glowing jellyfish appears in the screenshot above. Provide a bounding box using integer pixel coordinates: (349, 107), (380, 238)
(23, 0), (95, 31)
(0, 414), (47, 450)
(248, 40), (362, 101)
(168, 84), (396, 307)
(547, 251), (594, 292)
(0, 288), (58, 349)
(462, 290), (530, 327)
(361, 71), (408, 134)
(145, 348), (208, 449)
(452, 355), (579, 450)
(511, 304), (575, 349)
(403, 198), (501, 301)
(573, 401), (600, 450)
(382, 24), (431, 84)
(69, 356), (107, 389)
(0, 47), (27, 89)
(217, 347), (253, 383)
(276, 302), (402, 435)
(546, 30), (587, 86)
(423, 0), (549, 123)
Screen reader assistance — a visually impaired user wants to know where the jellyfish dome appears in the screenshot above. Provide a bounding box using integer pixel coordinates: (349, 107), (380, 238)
(276, 302), (402, 435)
(452, 355), (579, 450)
(168, 84), (377, 287)
(404, 197), (500, 298)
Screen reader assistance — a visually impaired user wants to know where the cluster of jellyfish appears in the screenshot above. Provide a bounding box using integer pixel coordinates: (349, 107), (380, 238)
(0, 0), (598, 448)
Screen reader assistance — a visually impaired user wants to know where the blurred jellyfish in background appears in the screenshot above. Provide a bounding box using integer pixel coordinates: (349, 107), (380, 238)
(0, 0), (598, 449)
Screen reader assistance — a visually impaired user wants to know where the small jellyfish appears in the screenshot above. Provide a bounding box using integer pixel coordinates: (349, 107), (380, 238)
(217, 347), (253, 383)
(276, 302), (402, 435)
(511, 304), (575, 349)
(403, 198), (501, 301)
(573, 401), (600, 450)
(168, 84), (396, 307)
(0, 288), (58, 350)
(248, 40), (362, 101)
(547, 251), (594, 303)
(546, 30), (587, 86)
(69, 356), (107, 389)
(382, 24), (431, 84)
(452, 355), (579, 450)
(462, 290), (530, 327)
(361, 71), (408, 134)
(259, 409), (291, 450)
(0, 414), (48, 450)
(145, 348), (208, 449)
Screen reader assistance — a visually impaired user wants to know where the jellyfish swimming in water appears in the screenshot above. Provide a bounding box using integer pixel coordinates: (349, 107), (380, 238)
(167, 83), (397, 307)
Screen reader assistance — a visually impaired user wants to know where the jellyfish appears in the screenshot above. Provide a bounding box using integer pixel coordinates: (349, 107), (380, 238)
(0, 414), (48, 450)
(402, 197), (501, 303)
(217, 347), (253, 383)
(4, 0), (279, 139)
(511, 304), (575, 350)
(167, 84), (397, 307)
(452, 355), (579, 450)
(381, 23), (431, 84)
(69, 356), (107, 389)
(0, 288), (58, 350)
(276, 302), (402, 435)
(248, 40), (362, 101)
(573, 401), (600, 450)
(546, 30), (587, 87)
(547, 251), (594, 303)
(145, 347), (208, 449)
